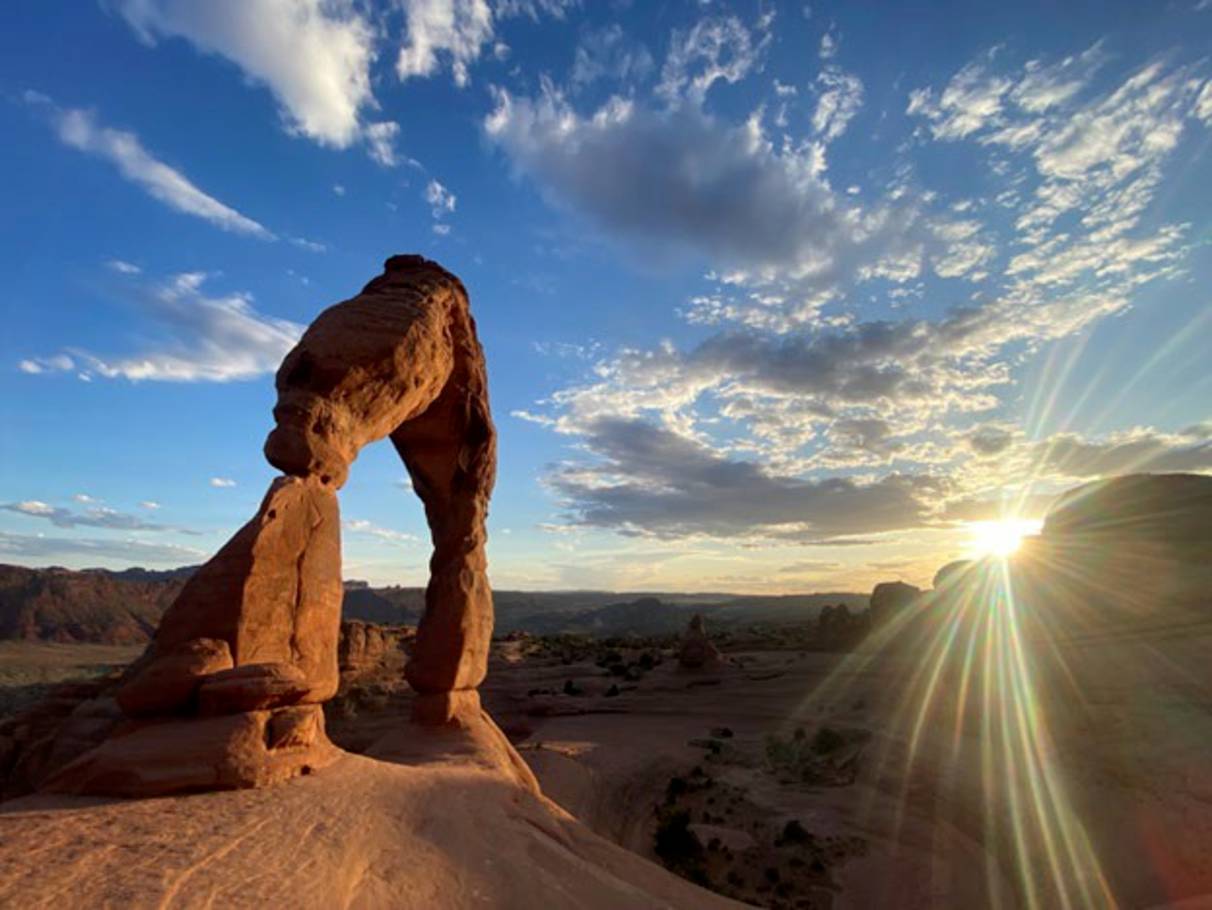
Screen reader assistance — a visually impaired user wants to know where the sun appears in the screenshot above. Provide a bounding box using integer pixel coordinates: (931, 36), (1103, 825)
(965, 518), (1041, 557)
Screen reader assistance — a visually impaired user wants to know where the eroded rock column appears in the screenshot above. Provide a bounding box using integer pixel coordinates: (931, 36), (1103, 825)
(46, 476), (343, 796)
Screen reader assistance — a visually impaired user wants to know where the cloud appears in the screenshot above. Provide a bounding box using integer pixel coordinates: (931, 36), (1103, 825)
(657, 15), (764, 106)
(397, 0), (494, 87)
(1, 500), (174, 532)
(812, 67), (863, 141)
(22, 271), (302, 382)
(210, 477), (237, 488)
(818, 30), (837, 61)
(343, 518), (420, 545)
(116, 0), (378, 150)
(397, 0), (574, 87)
(33, 99), (273, 238)
(505, 42), (1212, 555)
(545, 417), (944, 542)
(106, 259), (142, 274)
(364, 120), (402, 167)
(424, 178), (456, 216)
(570, 24), (653, 89)
(486, 81), (917, 285)
(0, 531), (204, 564)
(139, 500), (162, 510)
(288, 236), (327, 253)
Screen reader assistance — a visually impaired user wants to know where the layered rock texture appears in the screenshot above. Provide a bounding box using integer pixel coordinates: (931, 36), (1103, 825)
(46, 255), (500, 797)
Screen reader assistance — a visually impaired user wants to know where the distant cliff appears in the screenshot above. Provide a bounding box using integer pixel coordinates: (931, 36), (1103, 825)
(0, 565), (192, 644)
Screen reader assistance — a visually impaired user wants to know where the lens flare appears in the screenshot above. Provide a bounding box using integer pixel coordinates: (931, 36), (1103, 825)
(967, 519), (1042, 557)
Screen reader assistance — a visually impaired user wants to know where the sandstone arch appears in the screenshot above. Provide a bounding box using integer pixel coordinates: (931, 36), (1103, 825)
(46, 255), (499, 796)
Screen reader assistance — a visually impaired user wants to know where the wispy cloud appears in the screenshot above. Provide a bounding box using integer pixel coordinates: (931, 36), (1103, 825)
(0, 530), (204, 564)
(1, 499), (180, 532)
(21, 271), (302, 382)
(343, 518), (420, 545)
(209, 477), (237, 488)
(28, 93), (272, 238)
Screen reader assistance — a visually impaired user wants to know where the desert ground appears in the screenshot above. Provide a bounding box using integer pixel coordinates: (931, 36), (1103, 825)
(2, 569), (1210, 907)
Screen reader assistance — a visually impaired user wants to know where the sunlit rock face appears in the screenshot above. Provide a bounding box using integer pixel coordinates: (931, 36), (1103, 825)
(45, 255), (499, 797)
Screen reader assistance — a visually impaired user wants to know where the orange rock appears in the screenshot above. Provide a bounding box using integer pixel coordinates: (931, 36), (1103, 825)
(42, 706), (337, 798)
(58, 255), (504, 797)
(268, 254), (497, 706)
(197, 662), (310, 716)
(116, 637), (233, 716)
(152, 475), (342, 704)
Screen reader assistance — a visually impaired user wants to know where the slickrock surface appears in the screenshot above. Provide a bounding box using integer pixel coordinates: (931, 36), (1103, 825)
(0, 735), (744, 909)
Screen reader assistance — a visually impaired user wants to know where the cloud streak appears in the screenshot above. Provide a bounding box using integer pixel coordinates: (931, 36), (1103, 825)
(31, 96), (272, 238)
(21, 271), (303, 382)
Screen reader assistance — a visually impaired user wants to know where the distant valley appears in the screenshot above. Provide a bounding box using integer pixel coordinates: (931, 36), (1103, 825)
(0, 563), (866, 645)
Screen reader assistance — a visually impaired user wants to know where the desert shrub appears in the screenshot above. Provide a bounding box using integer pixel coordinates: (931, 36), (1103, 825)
(811, 727), (845, 755)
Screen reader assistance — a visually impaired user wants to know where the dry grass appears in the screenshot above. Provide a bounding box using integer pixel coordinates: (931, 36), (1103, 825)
(0, 641), (142, 718)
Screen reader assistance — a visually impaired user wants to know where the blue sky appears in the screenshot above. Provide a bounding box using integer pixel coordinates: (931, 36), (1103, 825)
(1, 0), (1210, 592)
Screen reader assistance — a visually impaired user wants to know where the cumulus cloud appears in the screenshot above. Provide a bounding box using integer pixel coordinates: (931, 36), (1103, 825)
(507, 41), (1212, 551)
(116, 0), (378, 149)
(1, 500), (176, 532)
(486, 81), (919, 286)
(34, 98), (272, 238)
(0, 531), (205, 564)
(21, 272), (302, 382)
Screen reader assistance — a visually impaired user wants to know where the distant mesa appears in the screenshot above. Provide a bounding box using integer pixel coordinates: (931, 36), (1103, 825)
(44, 255), (504, 798)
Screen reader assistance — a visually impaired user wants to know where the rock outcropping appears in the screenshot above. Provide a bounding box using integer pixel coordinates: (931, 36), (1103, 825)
(45, 255), (500, 797)
(678, 614), (722, 669)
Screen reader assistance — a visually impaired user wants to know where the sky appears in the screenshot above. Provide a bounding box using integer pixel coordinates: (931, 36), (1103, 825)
(1, 0), (1210, 593)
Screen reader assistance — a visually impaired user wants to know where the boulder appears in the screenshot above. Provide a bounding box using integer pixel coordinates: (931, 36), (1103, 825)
(868, 581), (922, 625)
(42, 705), (337, 798)
(338, 620), (413, 676)
(116, 637), (233, 716)
(678, 614), (723, 669)
(197, 662), (310, 716)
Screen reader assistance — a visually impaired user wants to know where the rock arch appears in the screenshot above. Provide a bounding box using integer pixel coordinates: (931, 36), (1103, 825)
(47, 255), (499, 796)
